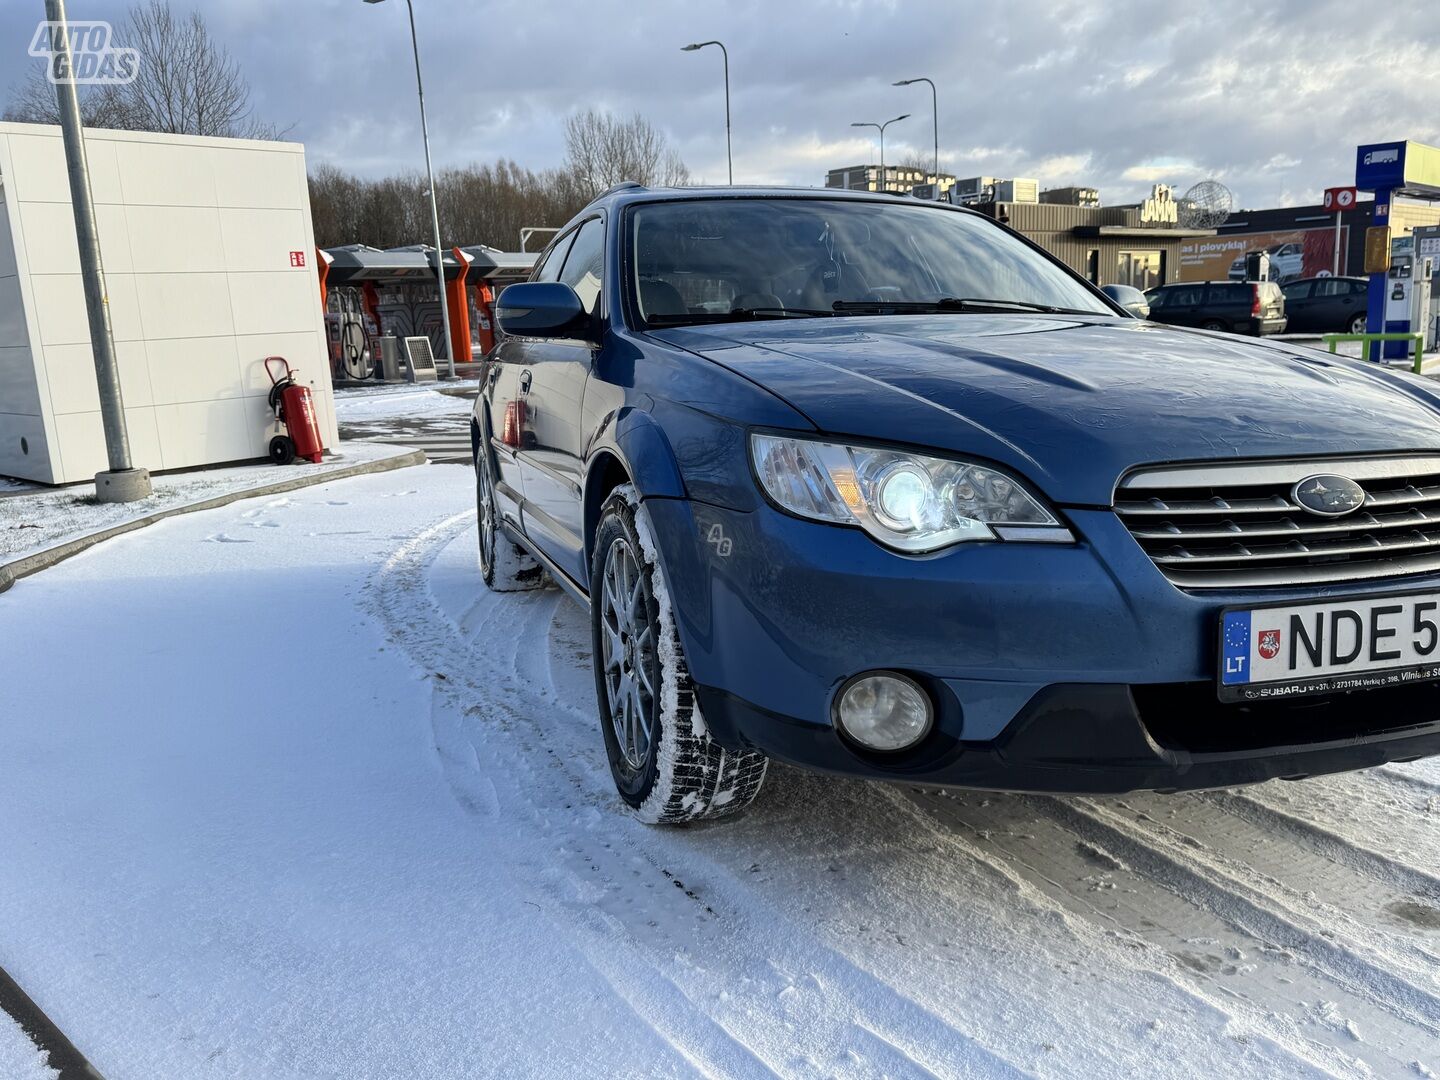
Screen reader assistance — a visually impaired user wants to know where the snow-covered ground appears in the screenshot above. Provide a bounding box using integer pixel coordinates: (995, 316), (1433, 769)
(0, 1014), (55, 1080)
(2, 464), (1439, 1078)
(0, 441), (413, 563)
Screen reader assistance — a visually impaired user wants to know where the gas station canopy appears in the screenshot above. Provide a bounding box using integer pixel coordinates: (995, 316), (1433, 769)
(1356, 140), (1440, 198)
(320, 244), (534, 285)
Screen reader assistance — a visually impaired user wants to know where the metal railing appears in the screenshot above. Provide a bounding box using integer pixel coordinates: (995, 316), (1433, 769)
(1322, 331), (1427, 373)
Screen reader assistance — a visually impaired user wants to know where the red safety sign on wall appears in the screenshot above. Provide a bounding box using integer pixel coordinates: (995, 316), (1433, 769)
(1323, 187), (1358, 212)
(289, 250), (306, 267)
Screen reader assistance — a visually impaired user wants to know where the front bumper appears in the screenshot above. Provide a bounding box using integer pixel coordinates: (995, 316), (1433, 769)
(643, 495), (1440, 793)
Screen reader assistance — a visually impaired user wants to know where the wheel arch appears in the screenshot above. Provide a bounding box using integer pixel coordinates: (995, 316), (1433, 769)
(583, 410), (686, 571)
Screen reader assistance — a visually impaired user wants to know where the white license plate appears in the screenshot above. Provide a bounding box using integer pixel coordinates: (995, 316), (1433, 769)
(1218, 592), (1440, 702)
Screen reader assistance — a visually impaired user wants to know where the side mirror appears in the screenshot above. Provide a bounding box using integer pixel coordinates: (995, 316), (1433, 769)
(496, 282), (590, 338)
(1100, 284), (1150, 320)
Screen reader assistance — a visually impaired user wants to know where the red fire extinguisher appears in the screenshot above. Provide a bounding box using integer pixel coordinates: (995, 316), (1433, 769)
(264, 356), (325, 464)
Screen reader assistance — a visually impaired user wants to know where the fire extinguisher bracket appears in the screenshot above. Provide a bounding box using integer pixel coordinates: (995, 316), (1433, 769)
(263, 356), (325, 465)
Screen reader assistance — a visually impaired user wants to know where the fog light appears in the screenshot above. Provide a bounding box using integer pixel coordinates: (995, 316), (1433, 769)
(835, 672), (933, 752)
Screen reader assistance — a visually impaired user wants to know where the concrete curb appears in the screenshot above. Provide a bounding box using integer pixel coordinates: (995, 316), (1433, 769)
(0, 448), (427, 595)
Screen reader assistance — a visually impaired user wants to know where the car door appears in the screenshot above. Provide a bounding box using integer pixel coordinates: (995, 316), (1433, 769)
(1282, 280), (1315, 331)
(1315, 277), (1365, 331)
(1167, 284), (1205, 327)
(487, 232), (575, 534)
(515, 214), (606, 583)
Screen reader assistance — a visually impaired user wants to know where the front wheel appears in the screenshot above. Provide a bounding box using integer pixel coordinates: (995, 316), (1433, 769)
(591, 485), (767, 824)
(1201, 319), (1228, 333)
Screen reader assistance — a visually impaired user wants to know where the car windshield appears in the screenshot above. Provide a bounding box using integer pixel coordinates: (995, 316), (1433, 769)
(629, 197), (1113, 326)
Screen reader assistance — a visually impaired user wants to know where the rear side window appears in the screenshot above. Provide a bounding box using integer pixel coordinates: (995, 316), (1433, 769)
(1206, 284), (1246, 304)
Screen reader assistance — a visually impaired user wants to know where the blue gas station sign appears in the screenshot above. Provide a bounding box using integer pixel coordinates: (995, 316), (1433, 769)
(1356, 142), (1408, 194)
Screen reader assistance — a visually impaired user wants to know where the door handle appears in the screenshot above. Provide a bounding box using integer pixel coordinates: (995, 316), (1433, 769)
(518, 369), (532, 394)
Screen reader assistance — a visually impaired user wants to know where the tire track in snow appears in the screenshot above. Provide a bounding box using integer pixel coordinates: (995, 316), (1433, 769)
(370, 503), (1437, 1078)
(369, 511), (1040, 1079)
(1104, 790), (1440, 997)
(880, 785), (1361, 1077)
(1215, 790), (1440, 920)
(1047, 797), (1440, 1057)
(372, 514), (784, 1077)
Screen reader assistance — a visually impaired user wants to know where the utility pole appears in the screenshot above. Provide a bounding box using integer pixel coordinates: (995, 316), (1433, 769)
(364, 0), (457, 377)
(681, 41), (732, 184)
(894, 78), (939, 199)
(46, 0), (150, 501)
(851, 114), (909, 193)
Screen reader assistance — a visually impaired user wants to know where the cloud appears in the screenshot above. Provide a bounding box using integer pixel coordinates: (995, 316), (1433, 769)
(0, 0), (1436, 211)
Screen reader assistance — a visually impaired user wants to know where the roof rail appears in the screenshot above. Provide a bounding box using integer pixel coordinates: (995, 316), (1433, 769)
(587, 180), (645, 205)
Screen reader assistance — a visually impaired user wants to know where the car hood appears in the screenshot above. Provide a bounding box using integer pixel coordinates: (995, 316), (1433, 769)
(652, 315), (1440, 505)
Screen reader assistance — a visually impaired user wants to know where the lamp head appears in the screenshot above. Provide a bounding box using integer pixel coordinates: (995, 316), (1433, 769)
(681, 43), (702, 50)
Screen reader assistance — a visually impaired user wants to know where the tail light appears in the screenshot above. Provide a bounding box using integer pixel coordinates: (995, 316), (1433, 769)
(1251, 285), (1262, 317)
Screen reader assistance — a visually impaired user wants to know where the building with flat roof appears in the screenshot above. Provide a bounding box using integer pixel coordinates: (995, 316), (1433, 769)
(969, 199), (1215, 291)
(825, 164), (956, 196)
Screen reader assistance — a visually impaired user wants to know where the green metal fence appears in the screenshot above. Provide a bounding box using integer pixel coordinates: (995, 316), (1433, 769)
(1322, 332), (1427, 373)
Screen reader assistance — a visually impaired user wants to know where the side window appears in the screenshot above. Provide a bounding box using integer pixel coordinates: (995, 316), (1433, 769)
(534, 233), (575, 283)
(1145, 289), (1166, 309)
(559, 217), (605, 314)
(1348, 280), (1369, 296)
(1283, 281), (1313, 301)
(1314, 279), (1345, 298)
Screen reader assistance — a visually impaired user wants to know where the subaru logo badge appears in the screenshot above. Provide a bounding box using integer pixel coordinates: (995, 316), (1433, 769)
(1291, 474), (1366, 517)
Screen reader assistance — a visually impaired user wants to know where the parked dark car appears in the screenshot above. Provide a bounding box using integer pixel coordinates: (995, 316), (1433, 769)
(1281, 276), (1370, 335)
(474, 185), (1440, 826)
(1144, 280), (1287, 335)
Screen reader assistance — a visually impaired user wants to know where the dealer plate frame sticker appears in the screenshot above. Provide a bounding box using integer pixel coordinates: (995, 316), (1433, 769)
(1218, 591), (1440, 703)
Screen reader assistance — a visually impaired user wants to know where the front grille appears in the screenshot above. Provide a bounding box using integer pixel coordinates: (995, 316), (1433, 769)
(1115, 456), (1440, 588)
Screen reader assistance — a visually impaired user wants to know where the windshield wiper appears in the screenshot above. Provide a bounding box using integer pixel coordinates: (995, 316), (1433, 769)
(645, 306), (836, 328)
(831, 297), (1096, 316)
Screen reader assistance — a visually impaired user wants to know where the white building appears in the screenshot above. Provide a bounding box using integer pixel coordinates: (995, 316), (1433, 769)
(0, 123), (336, 484)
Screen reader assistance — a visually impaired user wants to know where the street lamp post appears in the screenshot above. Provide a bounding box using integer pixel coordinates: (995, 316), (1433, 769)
(893, 77), (938, 199)
(364, 0), (456, 378)
(681, 40), (731, 184)
(46, 0), (151, 501)
(850, 114), (909, 193)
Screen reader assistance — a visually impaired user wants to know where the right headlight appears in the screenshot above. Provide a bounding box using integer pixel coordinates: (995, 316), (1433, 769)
(750, 433), (1073, 554)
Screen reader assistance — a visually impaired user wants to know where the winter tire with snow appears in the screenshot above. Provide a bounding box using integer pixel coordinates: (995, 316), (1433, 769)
(591, 485), (767, 824)
(475, 431), (547, 592)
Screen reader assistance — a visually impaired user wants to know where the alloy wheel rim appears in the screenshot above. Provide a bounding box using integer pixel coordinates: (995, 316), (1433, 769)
(477, 462), (496, 571)
(600, 537), (655, 772)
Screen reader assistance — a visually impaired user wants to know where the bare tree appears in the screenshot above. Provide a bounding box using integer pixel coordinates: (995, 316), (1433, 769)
(563, 110), (690, 196)
(308, 160), (593, 251)
(3, 1), (280, 138)
(123, 1), (276, 138)
(3, 66), (139, 128)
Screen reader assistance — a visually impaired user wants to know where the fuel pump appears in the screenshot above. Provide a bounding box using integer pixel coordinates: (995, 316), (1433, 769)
(1384, 237), (1433, 361)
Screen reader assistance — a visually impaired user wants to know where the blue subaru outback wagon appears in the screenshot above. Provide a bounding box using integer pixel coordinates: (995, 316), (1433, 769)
(472, 184), (1440, 823)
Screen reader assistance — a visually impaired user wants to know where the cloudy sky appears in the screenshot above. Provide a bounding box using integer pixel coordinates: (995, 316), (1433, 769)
(3, 0), (1438, 210)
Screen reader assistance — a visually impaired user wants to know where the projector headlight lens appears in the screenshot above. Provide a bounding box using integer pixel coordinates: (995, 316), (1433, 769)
(751, 433), (1068, 553)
